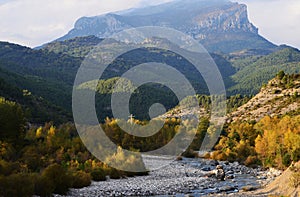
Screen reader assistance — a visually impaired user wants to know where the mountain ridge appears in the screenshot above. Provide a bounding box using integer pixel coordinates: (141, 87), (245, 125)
(55, 0), (276, 53)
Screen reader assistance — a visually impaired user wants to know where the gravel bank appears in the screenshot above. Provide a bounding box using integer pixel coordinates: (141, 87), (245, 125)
(57, 158), (281, 196)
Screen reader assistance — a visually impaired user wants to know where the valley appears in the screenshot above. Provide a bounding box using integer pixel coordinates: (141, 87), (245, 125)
(0, 0), (299, 196)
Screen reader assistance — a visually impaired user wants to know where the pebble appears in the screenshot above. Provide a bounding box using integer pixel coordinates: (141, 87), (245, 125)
(56, 158), (276, 196)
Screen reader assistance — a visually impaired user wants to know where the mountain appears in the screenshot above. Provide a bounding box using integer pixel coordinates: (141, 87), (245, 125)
(56, 0), (276, 53)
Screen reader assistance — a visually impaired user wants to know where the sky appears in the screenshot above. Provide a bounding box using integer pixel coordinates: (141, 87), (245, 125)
(0, 0), (299, 49)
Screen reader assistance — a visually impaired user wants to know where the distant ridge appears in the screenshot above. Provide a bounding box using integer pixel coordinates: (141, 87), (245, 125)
(55, 0), (276, 53)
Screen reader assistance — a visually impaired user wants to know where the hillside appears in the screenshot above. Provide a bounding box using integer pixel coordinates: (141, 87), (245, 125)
(229, 47), (300, 95)
(229, 72), (300, 122)
(40, 36), (103, 58)
(0, 68), (71, 124)
(0, 42), (77, 124)
(2, 42), (300, 123)
(56, 0), (276, 53)
(42, 36), (300, 96)
(0, 42), (80, 85)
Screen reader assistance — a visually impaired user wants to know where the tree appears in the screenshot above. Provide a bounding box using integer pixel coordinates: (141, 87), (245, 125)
(0, 97), (25, 144)
(277, 70), (285, 80)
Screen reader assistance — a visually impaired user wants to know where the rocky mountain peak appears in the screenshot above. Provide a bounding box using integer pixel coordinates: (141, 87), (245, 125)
(56, 0), (275, 53)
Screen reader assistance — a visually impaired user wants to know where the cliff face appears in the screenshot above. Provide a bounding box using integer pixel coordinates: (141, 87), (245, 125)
(191, 4), (257, 33)
(57, 0), (276, 53)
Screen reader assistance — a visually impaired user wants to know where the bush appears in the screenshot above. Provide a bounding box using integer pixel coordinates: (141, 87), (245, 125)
(108, 168), (121, 179)
(0, 173), (35, 197)
(282, 153), (292, 167)
(0, 160), (20, 176)
(34, 175), (54, 197)
(244, 156), (260, 167)
(91, 168), (106, 181)
(41, 164), (73, 195)
(72, 171), (91, 188)
(181, 149), (198, 158)
(211, 150), (227, 161)
(226, 152), (238, 162)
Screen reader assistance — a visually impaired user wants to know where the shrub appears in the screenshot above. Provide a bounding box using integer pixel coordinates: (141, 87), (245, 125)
(72, 171), (91, 188)
(226, 152), (238, 162)
(244, 156), (260, 167)
(212, 151), (227, 161)
(0, 173), (35, 197)
(0, 160), (20, 176)
(277, 70), (285, 80)
(108, 167), (122, 179)
(41, 164), (73, 195)
(181, 149), (198, 158)
(91, 168), (106, 181)
(282, 153), (292, 167)
(34, 174), (54, 197)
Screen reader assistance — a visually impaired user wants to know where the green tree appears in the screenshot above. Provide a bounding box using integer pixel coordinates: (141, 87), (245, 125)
(0, 97), (25, 144)
(277, 70), (285, 80)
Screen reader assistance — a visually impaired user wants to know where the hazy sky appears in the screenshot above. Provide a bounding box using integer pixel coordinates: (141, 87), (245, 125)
(0, 0), (299, 49)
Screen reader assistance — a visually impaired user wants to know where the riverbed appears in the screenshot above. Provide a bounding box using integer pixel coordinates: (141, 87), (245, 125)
(59, 157), (281, 196)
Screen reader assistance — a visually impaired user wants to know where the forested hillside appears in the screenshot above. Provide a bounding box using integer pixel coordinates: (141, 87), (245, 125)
(229, 47), (300, 95)
(1, 38), (300, 124)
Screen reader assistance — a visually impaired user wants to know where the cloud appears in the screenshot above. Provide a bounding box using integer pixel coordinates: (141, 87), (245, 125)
(234, 0), (300, 49)
(1, 0), (300, 49)
(136, 0), (174, 7)
(0, 0), (141, 47)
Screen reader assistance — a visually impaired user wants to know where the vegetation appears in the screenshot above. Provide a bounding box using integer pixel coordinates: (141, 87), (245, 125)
(0, 97), (149, 196)
(210, 73), (300, 168)
(1, 37), (300, 196)
(1, 39), (300, 123)
(212, 115), (300, 168)
(229, 47), (300, 95)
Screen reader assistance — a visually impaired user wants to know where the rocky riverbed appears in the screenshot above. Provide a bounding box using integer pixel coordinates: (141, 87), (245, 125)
(58, 158), (282, 196)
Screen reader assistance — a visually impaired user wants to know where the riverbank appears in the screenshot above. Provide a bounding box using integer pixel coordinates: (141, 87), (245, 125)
(58, 157), (282, 196)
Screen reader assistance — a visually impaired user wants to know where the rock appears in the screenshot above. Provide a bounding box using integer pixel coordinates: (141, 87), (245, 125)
(219, 186), (236, 192)
(201, 166), (212, 171)
(63, 158), (271, 197)
(226, 174), (235, 179)
(227, 170), (234, 174)
(215, 166), (225, 181)
(208, 160), (219, 166)
(257, 175), (267, 179)
(267, 168), (282, 177)
(242, 185), (260, 192)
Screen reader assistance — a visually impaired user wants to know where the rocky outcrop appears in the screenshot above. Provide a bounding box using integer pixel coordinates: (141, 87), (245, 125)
(57, 0), (276, 53)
